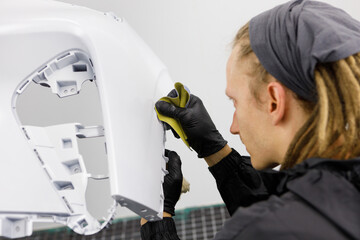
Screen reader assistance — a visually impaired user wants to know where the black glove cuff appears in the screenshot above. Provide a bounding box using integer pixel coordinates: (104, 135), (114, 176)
(141, 217), (179, 240)
(163, 204), (175, 216)
(197, 139), (228, 158)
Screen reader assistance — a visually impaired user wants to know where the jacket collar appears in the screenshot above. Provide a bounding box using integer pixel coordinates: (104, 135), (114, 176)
(261, 158), (360, 194)
(264, 158), (360, 239)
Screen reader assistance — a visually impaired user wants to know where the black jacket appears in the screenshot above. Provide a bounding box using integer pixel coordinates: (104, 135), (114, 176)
(141, 149), (360, 239)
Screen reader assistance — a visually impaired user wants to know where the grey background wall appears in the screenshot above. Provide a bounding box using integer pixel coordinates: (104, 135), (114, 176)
(17, 0), (360, 227)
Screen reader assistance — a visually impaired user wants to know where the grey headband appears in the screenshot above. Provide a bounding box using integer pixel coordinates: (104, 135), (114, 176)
(249, 0), (360, 102)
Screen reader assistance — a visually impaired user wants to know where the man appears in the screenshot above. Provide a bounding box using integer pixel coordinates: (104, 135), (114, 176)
(141, 0), (360, 239)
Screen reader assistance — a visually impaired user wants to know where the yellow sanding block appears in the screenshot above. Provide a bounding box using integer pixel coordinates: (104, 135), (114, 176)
(155, 82), (190, 148)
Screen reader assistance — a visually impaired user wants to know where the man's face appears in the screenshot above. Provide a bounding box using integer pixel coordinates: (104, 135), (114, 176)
(225, 46), (277, 169)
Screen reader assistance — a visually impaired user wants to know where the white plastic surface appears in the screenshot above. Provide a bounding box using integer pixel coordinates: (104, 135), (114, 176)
(0, 0), (174, 238)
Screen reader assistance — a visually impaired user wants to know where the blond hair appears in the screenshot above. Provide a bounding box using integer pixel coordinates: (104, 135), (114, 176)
(234, 22), (360, 169)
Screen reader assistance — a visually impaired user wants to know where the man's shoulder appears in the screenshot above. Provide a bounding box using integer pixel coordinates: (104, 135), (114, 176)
(213, 192), (298, 240)
(214, 159), (360, 240)
(214, 191), (346, 240)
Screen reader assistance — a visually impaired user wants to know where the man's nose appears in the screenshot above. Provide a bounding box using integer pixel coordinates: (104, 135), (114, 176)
(230, 112), (239, 135)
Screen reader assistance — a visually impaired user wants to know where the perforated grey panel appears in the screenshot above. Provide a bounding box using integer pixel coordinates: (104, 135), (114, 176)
(1, 205), (230, 240)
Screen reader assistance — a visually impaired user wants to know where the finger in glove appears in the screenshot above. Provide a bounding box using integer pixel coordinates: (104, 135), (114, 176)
(163, 122), (180, 139)
(163, 149), (183, 216)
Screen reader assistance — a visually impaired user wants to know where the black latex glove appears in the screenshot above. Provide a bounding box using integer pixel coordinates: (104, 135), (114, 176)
(156, 93), (227, 158)
(163, 149), (183, 216)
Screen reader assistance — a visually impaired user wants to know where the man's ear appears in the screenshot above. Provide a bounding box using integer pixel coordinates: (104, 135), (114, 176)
(267, 81), (286, 125)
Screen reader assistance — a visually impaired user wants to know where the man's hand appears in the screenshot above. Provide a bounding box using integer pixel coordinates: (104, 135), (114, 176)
(156, 94), (227, 158)
(163, 149), (183, 216)
(140, 150), (182, 226)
